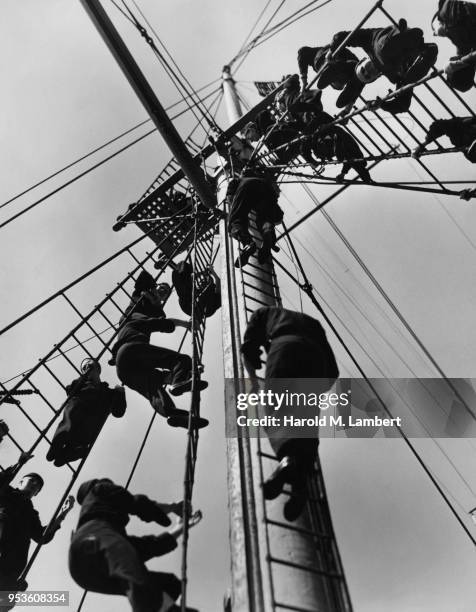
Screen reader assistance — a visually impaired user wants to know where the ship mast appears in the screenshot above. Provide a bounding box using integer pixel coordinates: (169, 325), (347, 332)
(79, 3), (352, 610)
(219, 66), (352, 612)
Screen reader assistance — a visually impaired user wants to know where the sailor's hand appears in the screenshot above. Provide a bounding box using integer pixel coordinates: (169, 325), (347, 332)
(207, 264), (219, 280)
(244, 368), (261, 394)
(336, 105), (352, 121)
(243, 355), (262, 378)
(169, 318), (191, 330)
(460, 188), (476, 202)
(169, 509), (202, 539)
(367, 97), (382, 111)
(54, 496), (75, 525)
(444, 60), (461, 76)
(18, 450), (34, 465)
(188, 509), (202, 528)
(411, 146), (423, 159)
(170, 500), (192, 517)
(60, 495), (75, 517)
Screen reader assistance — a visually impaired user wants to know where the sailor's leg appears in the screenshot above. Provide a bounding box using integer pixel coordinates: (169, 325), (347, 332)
(69, 522), (156, 612)
(446, 57), (476, 92)
(228, 218), (253, 247)
(229, 212), (257, 268)
(465, 139), (476, 163)
(336, 78), (365, 108)
(116, 344), (172, 416)
(353, 162), (371, 182)
(381, 89), (413, 114)
(257, 221), (279, 264)
(317, 60), (350, 89)
(402, 42), (438, 83)
(46, 430), (69, 463)
(336, 162), (351, 181)
(146, 572), (182, 611)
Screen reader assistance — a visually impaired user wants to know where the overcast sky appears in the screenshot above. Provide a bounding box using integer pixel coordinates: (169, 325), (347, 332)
(1, 1), (475, 611)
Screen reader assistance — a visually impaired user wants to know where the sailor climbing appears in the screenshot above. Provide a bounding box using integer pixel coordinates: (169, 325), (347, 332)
(245, 87), (335, 170)
(432, 0), (476, 91)
(111, 270), (208, 429)
(171, 260), (221, 318)
(241, 306), (339, 521)
(69, 478), (202, 612)
(412, 116), (476, 162)
(46, 358), (126, 467)
(215, 133), (254, 175)
(297, 44), (359, 91)
(275, 74), (324, 120)
(226, 170), (283, 268)
(305, 110), (372, 182)
(320, 19), (438, 112)
(263, 75), (372, 181)
(0, 453), (73, 606)
(243, 108), (305, 167)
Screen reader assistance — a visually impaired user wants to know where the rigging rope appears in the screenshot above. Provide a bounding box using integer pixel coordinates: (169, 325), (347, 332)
(272, 223), (476, 546)
(0, 87), (221, 231)
(274, 169), (466, 197)
(235, 0), (274, 57)
(128, 0), (219, 130)
(75, 319), (193, 612)
(0, 78), (220, 214)
(278, 241), (476, 500)
(4, 0), (476, 602)
(111, 0), (217, 131)
(136, 89), (224, 206)
(11, 210), (218, 587)
(229, 0), (336, 72)
(285, 180), (476, 420)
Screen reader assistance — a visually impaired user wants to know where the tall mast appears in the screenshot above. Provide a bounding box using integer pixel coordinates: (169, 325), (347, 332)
(219, 67), (352, 612)
(78, 3), (352, 607)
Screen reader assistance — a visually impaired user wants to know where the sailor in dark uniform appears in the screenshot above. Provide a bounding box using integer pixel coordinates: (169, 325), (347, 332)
(111, 271), (208, 430)
(297, 44), (359, 91)
(0, 455), (73, 607)
(275, 74), (325, 121)
(432, 0), (476, 91)
(226, 173), (284, 268)
(171, 261), (221, 319)
(69, 478), (201, 612)
(304, 110), (372, 181)
(243, 109), (304, 167)
(241, 307), (339, 521)
(261, 76), (330, 167)
(46, 358), (126, 467)
(320, 20), (438, 112)
(412, 116), (476, 162)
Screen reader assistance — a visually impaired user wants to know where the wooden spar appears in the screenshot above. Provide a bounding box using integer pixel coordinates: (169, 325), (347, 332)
(80, 0), (216, 209)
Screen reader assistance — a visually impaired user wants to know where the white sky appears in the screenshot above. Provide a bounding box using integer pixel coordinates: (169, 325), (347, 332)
(1, 1), (475, 611)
